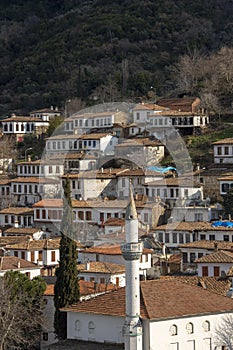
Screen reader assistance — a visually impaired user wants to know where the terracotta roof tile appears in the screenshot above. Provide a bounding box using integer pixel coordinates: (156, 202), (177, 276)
(0, 256), (39, 270)
(195, 250), (233, 263)
(61, 279), (233, 319)
(10, 177), (59, 184)
(6, 238), (61, 250)
(44, 280), (118, 297)
(0, 207), (34, 215)
(3, 227), (40, 235)
(155, 222), (233, 232)
(77, 261), (125, 274)
(179, 240), (233, 250)
(213, 138), (233, 145)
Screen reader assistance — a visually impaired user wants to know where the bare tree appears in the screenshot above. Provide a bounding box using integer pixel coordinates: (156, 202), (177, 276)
(214, 314), (233, 350)
(0, 271), (46, 350)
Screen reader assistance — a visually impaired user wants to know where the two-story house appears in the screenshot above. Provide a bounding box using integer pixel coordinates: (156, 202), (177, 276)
(1, 114), (49, 141)
(5, 237), (61, 276)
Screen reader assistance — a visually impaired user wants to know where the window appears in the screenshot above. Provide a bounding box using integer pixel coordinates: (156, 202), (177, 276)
(144, 213), (149, 222)
(38, 250), (43, 261)
(31, 251), (35, 262)
(42, 332), (48, 341)
(202, 266), (208, 276)
(78, 211), (84, 220)
(225, 146), (229, 155)
(172, 232), (177, 243)
(51, 251), (56, 262)
(200, 234), (206, 240)
(209, 234), (215, 240)
(100, 277), (105, 284)
(136, 112), (140, 120)
(75, 320), (81, 331)
(49, 166), (52, 174)
(224, 235), (229, 241)
(169, 324), (178, 336)
(195, 213), (203, 222)
(198, 253), (203, 259)
(86, 211), (92, 220)
(202, 320), (210, 332)
(165, 233), (170, 243)
(214, 266), (220, 277)
(217, 147), (222, 155)
(221, 183), (229, 193)
(88, 321), (96, 334)
(190, 253), (196, 263)
(14, 251), (18, 257)
(186, 322), (194, 334)
(179, 233), (184, 243)
(21, 251), (25, 260)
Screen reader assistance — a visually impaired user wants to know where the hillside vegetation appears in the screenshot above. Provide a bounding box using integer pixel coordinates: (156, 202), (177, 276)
(0, 0), (233, 114)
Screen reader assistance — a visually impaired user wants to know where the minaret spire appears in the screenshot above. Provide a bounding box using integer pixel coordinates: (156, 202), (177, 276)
(121, 183), (143, 350)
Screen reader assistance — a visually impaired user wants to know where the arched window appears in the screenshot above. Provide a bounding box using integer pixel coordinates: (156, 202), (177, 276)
(186, 322), (194, 334)
(75, 320), (81, 331)
(88, 321), (95, 334)
(169, 324), (178, 336)
(202, 320), (210, 332)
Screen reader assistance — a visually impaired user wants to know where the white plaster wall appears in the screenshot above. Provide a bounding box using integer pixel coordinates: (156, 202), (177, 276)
(0, 268), (41, 279)
(67, 312), (124, 344)
(148, 312), (231, 350)
(197, 262), (232, 277)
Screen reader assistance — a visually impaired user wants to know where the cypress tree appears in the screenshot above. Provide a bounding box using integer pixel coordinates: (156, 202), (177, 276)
(54, 177), (80, 339)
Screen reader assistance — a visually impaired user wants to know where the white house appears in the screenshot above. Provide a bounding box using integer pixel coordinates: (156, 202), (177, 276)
(64, 111), (131, 134)
(178, 240), (233, 272)
(45, 133), (118, 156)
(153, 221), (233, 252)
(218, 174), (233, 196)
(29, 106), (62, 121)
(5, 238), (60, 276)
(144, 177), (203, 207)
(195, 249), (233, 277)
(0, 206), (34, 227)
(41, 280), (119, 350)
(116, 168), (164, 198)
(17, 159), (64, 179)
(77, 261), (126, 287)
(61, 278), (233, 349)
(0, 256), (41, 279)
(10, 177), (61, 206)
(115, 138), (165, 166)
(213, 138), (233, 164)
(1, 114), (49, 141)
(63, 168), (127, 200)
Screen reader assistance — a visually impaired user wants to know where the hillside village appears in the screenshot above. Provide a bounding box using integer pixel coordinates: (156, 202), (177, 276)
(1, 96), (233, 349)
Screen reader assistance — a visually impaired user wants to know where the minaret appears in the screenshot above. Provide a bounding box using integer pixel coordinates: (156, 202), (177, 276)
(121, 185), (143, 350)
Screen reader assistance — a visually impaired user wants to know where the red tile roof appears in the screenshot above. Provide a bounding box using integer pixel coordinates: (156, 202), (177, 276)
(61, 279), (233, 319)
(6, 238), (61, 250)
(0, 256), (39, 270)
(81, 244), (152, 255)
(77, 261), (125, 274)
(179, 240), (233, 250)
(44, 280), (119, 297)
(195, 250), (233, 263)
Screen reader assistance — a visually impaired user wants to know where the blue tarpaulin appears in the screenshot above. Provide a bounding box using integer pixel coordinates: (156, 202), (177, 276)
(211, 221), (233, 228)
(148, 166), (176, 173)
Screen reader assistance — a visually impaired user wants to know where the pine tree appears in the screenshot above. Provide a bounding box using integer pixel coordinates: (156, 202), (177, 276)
(54, 177), (80, 339)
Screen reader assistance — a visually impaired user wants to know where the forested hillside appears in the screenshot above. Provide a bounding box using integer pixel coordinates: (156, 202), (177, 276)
(0, 0), (233, 115)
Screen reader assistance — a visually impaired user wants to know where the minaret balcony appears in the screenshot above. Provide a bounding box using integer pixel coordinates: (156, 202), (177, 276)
(121, 242), (143, 260)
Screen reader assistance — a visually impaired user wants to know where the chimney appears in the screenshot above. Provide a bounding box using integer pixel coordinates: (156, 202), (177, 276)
(85, 261), (90, 270)
(17, 261), (20, 269)
(214, 242), (218, 252)
(27, 155), (31, 162)
(14, 217), (19, 228)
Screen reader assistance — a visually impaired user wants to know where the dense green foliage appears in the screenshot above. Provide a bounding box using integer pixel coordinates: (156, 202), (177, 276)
(223, 188), (233, 217)
(0, 271), (46, 350)
(1, 0), (233, 114)
(54, 177), (80, 339)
